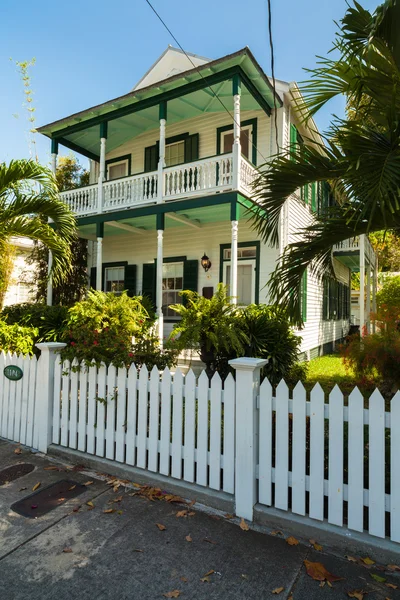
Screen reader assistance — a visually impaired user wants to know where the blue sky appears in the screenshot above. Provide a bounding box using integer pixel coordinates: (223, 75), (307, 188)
(0, 0), (381, 167)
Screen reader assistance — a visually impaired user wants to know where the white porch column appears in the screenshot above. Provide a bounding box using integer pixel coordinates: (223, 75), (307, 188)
(158, 102), (167, 204)
(156, 214), (165, 343)
(230, 219), (238, 304)
(359, 234), (366, 336)
(232, 74), (241, 191)
(96, 223), (104, 291)
(47, 139), (58, 306)
(98, 122), (107, 213)
(366, 260), (371, 334)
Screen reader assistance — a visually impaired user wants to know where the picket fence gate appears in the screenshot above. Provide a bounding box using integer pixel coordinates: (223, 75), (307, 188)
(1, 344), (399, 547)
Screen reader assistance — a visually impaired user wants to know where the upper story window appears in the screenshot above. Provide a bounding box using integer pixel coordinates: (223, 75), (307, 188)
(165, 141), (185, 167)
(107, 158), (130, 180)
(220, 126), (252, 161)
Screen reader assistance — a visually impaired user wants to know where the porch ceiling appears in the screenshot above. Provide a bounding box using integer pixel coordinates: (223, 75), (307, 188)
(334, 252), (361, 272)
(38, 48), (282, 161)
(78, 203), (250, 238)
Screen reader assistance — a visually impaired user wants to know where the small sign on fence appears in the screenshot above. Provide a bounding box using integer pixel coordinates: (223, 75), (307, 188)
(3, 365), (23, 381)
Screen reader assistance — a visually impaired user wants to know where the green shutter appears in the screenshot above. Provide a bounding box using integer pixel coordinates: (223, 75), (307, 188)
(183, 259), (198, 293)
(311, 182), (317, 212)
(90, 267), (97, 290)
(290, 124), (297, 161)
(124, 264), (137, 297)
(142, 263), (156, 308)
(184, 134), (199, 162)
(301, 269), (308, 322)
(144, 144), (159, 172)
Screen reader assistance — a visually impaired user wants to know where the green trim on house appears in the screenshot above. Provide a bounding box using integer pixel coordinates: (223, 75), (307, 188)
(166, 132), (189, 145)
(216, 118), (258, 166)
(96, 222), (104, 238)
(232, 74), (241, 96)
(51, 139), (58, 154)
(230, 199), (240, 221)
(156, 213), (165, 230)
(163, 255), (187, 263)
(219, 240), (261, 303)
(105, 154), (132, 177)
(100, 122), (108, 139)
(159, 101), (167, 121)
(57, 137), (100, 163)
(76, 192), (240, 227)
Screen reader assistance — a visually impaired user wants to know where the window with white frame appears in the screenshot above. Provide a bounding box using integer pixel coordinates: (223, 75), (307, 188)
(104, 266), (125, 295)
(107, 159), (129, 180)
(162, 262), (183, 317)
(165, 141), (185, 167)
(221, 126), (252, 161)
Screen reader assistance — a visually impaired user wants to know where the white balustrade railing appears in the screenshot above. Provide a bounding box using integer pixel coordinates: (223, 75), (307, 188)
(103, 172), (158, 211)
(60, 185), (98, 216)
(239, 156), (258, 196)
(60, 153), (259, 216)
(164, 154), (233, 199)
(334, 236), (375, 262)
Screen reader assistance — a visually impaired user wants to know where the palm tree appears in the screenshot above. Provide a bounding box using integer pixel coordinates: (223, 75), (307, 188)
(251, 0), (400, 325)
(0, 159), (76, 287)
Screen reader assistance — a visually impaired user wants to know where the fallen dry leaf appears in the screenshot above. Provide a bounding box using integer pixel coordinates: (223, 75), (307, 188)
(132, 483), (142, 488)
(203, 570), (215, 577)
(32, 482), (41, 492)
(200, 577), (210, 583)
(240, 518), (249, 531)
(163, 590), (180, 598)
(387, 565), (400, 571)
(69, 485), (76, 491)
(187, 499), (196, 507)
(113, 496), (123, 503)
(287, 536), (299, 546)
(180, 577), (188, 582)
(272, 587), (284, 594)
(176, 510), (188, 518)
(309, 539), (323, 552)
(225, 513), (234, 520)
(185, 535), (192, 542)
(103, 508), (115, 514)
(133, 549), (143, 553)
(188, 511), (195, 517)
(72, 506), (80, 513)
(156, 523), (166, 531)
(14, 448), (22, 454)
(386, 583), (398, 590)
(84, 481), (94, 486)
(270, 530), (283, 536)
(370, 573), (386, 583)
(86, 501), (95, 509)
(304, 560), (343, 583)
(361, 557), (375, 566)
(44, 466), (59, 471)
(62, 547), (73, 553)
(347, 590), (367, 600)
(203, 538), (217, 544)
(346, 556), (358, 563)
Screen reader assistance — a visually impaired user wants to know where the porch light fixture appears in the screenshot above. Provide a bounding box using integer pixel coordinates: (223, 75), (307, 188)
(201, 253), (212, 272)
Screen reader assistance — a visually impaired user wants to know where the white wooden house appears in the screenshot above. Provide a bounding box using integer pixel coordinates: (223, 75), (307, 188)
(38, 46), (376, 356)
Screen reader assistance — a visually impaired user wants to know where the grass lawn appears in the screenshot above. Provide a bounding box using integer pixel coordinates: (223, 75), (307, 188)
(303, 354), (372, 399)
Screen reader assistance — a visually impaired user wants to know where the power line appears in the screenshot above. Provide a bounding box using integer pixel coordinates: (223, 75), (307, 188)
(267, 0), (280, 153)
(143, 0), (269, 165)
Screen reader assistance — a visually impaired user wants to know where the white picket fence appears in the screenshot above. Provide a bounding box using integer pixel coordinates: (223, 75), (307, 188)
(0, 352), (39, 449)
(1, 344), (399, 547)
(52, 359), (235, 495)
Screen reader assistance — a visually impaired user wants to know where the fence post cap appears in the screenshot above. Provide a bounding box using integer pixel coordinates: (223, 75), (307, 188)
(35, 342), (67, 352)
(228, 357), (268, 371)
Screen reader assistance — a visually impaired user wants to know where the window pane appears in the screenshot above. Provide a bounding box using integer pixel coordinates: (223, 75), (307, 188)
(108, 162), (128, 180)
(240, 129), (250, 159)
(165, 141), (185, 167)
(105, 266), (125, 296)
(162, 262), (184, 316)
(223, 132), (234, 153)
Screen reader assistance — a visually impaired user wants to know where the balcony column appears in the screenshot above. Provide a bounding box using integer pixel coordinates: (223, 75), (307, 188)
(98, 122), (107, 213)
(156, 214), (165, 344)
(230, 202), (239, 304)
(366, 260), (371, 334)
(96, 223), (104, 291)
(359, 235), (366, 336)
(232, 74), (241, 191)
(158, 102), (167, 204)
(47, 139), (58, 306)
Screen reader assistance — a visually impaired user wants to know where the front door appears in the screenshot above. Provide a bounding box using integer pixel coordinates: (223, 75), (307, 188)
(224, 260), (255, 305)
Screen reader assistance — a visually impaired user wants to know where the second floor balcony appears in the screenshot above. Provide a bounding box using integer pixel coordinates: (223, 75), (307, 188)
(60, 153), (258, 217)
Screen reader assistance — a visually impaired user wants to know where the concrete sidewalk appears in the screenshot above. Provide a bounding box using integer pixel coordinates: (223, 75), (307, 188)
(0, 440), (399, 600)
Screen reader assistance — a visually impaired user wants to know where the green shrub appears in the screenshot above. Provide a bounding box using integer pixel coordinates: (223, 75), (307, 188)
(376, 275), (400, 328)
(0, 320), (38, 355)
(131, 331), (179, 371)
(1, 303), (69, 343)
(61, 290), (155, 368)
(237, 304), (303, 386)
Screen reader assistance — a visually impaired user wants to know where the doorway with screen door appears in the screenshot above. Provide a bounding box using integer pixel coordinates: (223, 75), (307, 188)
(224, 261), (255, 305)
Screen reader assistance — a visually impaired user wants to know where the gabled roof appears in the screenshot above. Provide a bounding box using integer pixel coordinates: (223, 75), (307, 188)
(38, 47), (282, 161)
(133, 46), (211, 91)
